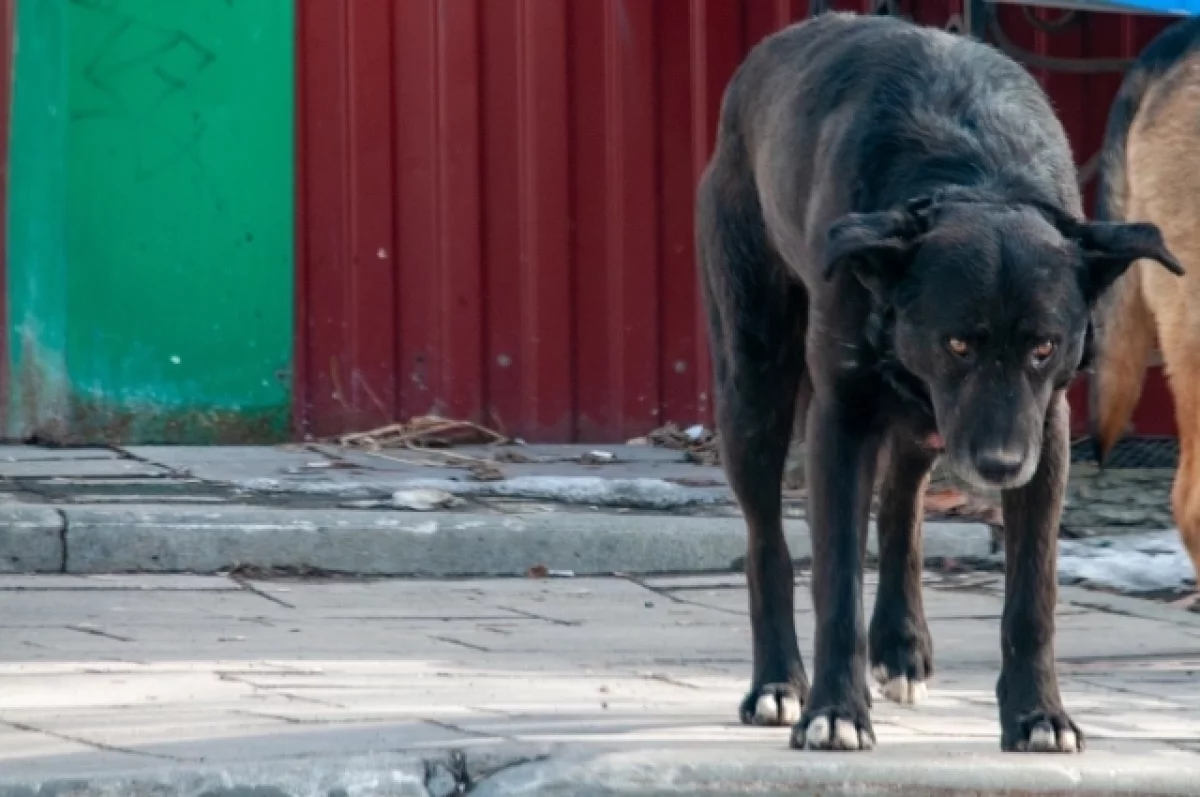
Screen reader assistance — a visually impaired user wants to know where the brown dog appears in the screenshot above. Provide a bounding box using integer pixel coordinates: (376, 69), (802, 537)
(1092, 16), (1200, 581)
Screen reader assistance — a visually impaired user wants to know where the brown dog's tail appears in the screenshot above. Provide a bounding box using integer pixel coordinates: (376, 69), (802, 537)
(1089, 18), (1200, 464)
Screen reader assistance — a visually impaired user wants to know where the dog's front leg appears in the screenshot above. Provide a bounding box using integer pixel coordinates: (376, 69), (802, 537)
(792, 393), (881, 752)
(997, 390), (1083, 753)
(869, 434), (937, 705)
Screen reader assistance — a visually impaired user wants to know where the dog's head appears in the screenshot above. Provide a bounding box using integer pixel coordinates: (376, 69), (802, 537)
(824, 195), (1183, 490)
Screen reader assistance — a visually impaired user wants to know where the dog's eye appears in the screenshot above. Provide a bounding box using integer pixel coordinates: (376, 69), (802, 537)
(1031, 340), (1056, 365)
(947, 338), (971, 358)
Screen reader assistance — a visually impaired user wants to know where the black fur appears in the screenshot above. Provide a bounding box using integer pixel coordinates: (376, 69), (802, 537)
(697, 12), (1180, 753)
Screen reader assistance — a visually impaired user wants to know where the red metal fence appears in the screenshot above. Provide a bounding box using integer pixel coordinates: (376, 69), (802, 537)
(295, 0), (1177, 442)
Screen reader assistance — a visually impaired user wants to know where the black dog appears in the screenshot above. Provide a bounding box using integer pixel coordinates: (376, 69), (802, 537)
(696, 12), (1182, 753)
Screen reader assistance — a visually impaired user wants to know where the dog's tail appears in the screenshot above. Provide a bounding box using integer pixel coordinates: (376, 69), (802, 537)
(1090, 18), (1200, 465)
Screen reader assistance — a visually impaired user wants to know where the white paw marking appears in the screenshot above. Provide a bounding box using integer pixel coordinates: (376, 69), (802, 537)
(1020, 722), (1079, 753)
(755, 694), (779, 725)
(1027, 724), (1057, 752)
(793, 715), (870, 751)
(803, 716), (831, 748)
(911, 680), (928, 704)
(833, 718), (861, 750)
(779, 695), (802, 725)
(883, 676), (927, 705)
(753, 685), (802, 726)
(872, 667), (927, 705)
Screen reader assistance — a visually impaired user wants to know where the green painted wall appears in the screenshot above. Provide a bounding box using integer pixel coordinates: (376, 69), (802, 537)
(7, 0), (293, 443)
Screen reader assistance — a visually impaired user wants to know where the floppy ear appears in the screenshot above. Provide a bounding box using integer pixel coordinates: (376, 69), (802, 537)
(1067, 220), (1184, 302)
(822, 207), (926, 297)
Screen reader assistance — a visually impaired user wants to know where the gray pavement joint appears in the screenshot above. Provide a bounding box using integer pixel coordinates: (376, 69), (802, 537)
(0, 718), (182, 764)
(56, 507), (68, 574)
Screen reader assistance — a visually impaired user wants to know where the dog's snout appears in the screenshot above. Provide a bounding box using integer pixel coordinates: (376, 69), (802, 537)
(973, 448), (1025, 484)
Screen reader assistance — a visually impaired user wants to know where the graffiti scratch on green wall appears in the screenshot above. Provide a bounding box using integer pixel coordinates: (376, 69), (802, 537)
(8, 0), (293, 443)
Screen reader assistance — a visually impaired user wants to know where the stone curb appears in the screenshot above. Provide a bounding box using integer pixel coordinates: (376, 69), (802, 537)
(0, 749), (532, 797)
(0, 503), (991, 576)
(0, 759), (429, 797)
(0, 506), (64, 573)
(6, 745), (1198, 797)
(472, 746), (1200, 796)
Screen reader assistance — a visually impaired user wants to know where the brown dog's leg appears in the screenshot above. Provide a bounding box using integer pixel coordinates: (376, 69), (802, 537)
(1164, 347), (1200, 583)
(997, 391), (1083, 753)
(869, 434), (937, 705)
(792, 392), (881, 751)
(698, 177), (809, 727)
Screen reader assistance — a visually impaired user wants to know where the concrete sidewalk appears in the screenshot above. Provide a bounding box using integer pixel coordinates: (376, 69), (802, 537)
(0, 444), (997, 577)
(1, 571), (1199, 795)
(0, 442), (1180, 580)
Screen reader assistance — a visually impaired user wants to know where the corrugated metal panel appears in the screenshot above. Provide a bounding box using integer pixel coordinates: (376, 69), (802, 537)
(295, 0), (396, 438)
(296, 0), (1178, 441)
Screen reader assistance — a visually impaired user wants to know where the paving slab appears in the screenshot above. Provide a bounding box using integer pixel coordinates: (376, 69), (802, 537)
(0, 459), (170, 479)
(0, 573), (1198, 794)
(120, 444), (732, 507)
(121, 445), (350, 483)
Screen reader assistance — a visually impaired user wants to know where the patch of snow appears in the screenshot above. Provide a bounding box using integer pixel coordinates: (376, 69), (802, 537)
(390, 476), (730, 510)
(390, 488), (459, 511)
(1056, 530), (1195, 593)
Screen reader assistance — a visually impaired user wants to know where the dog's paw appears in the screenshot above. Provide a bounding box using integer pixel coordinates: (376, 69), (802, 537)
(1002, 710), (1084, 753)
(790, 701), (875, 751)
(869, 615), (933, 706)
(871, 664), (927, 705)
(740, 682), (806, 726)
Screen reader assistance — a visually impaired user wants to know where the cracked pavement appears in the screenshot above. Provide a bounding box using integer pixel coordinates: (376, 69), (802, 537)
(2, 572), (1200, 794)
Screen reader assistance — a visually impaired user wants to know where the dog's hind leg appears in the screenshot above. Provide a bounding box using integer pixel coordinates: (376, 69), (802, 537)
(1138, 202), (1200, 586)
(869, 433), (937, 705)
(1159, 327), (1200, 584)
(697, 171), (809, 727)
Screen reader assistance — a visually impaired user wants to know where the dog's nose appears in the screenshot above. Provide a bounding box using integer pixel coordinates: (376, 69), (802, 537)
(973, 449), (1025, 484)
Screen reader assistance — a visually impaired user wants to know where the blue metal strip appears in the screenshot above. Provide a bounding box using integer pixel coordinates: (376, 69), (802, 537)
(990, 0), (1199, 16)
